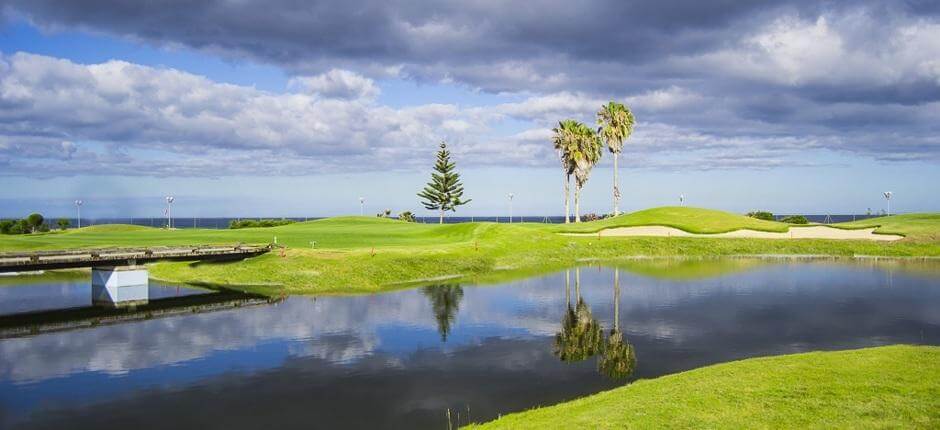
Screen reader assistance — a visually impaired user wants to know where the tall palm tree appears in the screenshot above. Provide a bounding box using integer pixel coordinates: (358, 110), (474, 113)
(569, 122), (602, 223)
(552, 120), (579, 224)
(597, 102), (635, 216)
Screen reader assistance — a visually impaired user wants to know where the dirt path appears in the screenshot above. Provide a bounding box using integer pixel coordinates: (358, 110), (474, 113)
(566, 226), (903, 241)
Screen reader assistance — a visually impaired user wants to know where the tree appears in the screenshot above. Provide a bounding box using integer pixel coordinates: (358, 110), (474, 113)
(418, 142), (471, 224)
(552, 120), (579, 224)
(554, 268), (603, 362)
(0, 220), (13, 234)
(26, 213), (44, 233)
(57, 218), (71, 230)
(569, 122), (602, 222)
(597, 101), (635, 216)
(422, 284), (464, 342)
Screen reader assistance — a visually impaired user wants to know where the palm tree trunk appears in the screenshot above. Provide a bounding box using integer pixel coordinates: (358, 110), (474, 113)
(563, 174), (570, 224)
(613, 152), (620, 216)
(614, 268), (620, 332)
(439, 209), (444, 224)
(575, 184), (581, 223)
(575, 267), (581, 300)
(565, 270), (570, 307)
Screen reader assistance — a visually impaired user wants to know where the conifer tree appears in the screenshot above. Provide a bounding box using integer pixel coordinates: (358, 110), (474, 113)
(418, 142), (471, 224)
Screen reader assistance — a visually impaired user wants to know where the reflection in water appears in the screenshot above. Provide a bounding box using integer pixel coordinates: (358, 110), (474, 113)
(422, 284), (464, 341)
(554, 268), (603, 362)
(599, 268), (637, 380)
(0, 260), (938, 429)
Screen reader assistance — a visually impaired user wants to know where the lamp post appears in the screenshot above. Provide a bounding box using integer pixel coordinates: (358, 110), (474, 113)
(74, 200), (83, 229)
(883, 192), (892, 216)
(166, 196), (174, 229)
(508, 193), (514, 224)
(679, 194), (684, 207)
(359, 197), (365, 216)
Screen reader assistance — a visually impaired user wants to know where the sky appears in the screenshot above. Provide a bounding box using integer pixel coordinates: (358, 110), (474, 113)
(0, 0), (938, 218)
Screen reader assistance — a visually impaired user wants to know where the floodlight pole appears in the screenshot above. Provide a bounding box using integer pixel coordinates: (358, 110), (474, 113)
(75, 200), (83, 229)
(359, 197), (365, 216)
(508, 193), (514, 224)
(679, 194), (684, 207)
(883, 192), (892, 216)
(166, 196), (174, 229)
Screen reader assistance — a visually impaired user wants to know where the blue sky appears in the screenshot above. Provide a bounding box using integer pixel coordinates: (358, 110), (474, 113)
(1, 1), (938, 217)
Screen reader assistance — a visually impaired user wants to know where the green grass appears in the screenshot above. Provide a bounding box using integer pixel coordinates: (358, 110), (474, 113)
(468, 345), (940, 429)
(1, 207), (939, 295)
(550, 206), (790, 234)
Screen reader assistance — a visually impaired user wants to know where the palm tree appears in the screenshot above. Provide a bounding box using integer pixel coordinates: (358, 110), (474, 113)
(569, 122), (602, 222)
(552, 120), (579, 224)
(597, 102), (635, 217)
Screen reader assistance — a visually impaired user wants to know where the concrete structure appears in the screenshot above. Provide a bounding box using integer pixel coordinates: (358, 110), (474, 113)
(92, 266), (149, 307)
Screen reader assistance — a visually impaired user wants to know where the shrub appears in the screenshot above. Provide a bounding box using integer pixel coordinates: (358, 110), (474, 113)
(376, 209), (392, 218)
(746, 211), (774, 221)
(581, 213), (608, 222)
(26, 213), (44, 232)
(780, 215), (809, 224)
(229, 218), (296, 229)
(398, 211), (417, 222)
(57, 218), (71, 230)
(0, 220), (12, 234)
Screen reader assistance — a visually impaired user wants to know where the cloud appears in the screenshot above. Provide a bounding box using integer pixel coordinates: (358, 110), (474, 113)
(288, 69), (379, 100)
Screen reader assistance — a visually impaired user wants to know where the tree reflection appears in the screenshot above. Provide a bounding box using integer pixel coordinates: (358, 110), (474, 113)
(554, 268), (603, 362)
(598, 268), (637, 380)
(422, 284), (464, 342)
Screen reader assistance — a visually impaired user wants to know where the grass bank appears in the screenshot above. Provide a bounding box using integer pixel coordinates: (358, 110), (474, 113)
(468, 345), (940, 429)
(1, 208), (938, 295)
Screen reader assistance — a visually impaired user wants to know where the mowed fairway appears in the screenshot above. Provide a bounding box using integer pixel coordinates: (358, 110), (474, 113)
(1, 208), (938, 294)
(469, 345), (940, 429)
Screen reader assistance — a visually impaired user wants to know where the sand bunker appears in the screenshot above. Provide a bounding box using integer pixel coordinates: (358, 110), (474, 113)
(568, 225), (903, 241)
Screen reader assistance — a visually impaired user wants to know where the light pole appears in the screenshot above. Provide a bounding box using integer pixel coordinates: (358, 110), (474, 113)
(679, 194), (684, 207)
(166, 196), (174, 229)
(74, 200), (83, 229)
(508, 193), (514, 224)
(883, 192), (892, 216)
(359, 197), (365, 216)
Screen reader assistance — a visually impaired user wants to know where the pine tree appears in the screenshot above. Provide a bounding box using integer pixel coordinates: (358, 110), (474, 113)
(418, 142), (471, 224)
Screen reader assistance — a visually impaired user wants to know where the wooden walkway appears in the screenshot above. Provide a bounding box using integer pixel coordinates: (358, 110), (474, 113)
(0, 245), (271, 273)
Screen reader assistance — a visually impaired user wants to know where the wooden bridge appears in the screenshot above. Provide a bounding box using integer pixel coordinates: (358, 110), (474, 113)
(0, 244), (271, 273)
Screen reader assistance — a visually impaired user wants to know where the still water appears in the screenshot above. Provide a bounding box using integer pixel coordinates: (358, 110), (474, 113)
(0, 259), (938, 429)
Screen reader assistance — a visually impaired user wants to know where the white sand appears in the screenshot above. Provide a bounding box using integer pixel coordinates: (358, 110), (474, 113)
(567, 225), (903, 241)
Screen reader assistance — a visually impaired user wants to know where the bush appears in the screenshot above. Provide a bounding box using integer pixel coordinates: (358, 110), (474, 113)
(746, 211), (774, 221)
(229, 218), (296, 229)
(780, 215), (809, 224)
(398, 211), (417, 222)
(376, 209), (392, 218)
(581, 213), (608, 222)
(0, 220), (12, 234)
(57, 218), (71, 230)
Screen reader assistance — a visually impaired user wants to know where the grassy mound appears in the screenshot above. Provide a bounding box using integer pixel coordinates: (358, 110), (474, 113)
(469, 345), (940, 429)
(72, 224), (156, 233)
(552, 206), (789, 234)
(836, 213), (940, 241)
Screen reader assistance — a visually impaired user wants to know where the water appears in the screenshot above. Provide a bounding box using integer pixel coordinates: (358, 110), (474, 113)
(0, 260), (938, 429)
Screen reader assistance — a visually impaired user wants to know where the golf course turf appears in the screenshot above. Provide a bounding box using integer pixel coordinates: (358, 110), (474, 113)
(468, 345), (940, 429)
(1, 207), (938, 295)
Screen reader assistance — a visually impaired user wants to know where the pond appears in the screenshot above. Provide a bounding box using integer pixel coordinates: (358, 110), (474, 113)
(0, 259), (938, 429)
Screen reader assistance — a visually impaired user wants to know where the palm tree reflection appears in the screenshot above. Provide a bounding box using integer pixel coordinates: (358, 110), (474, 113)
(554, 268), (603, 362)
(422, 284), (464, 342)
(554, 267), (637, 381)
(599, 268), (637, 380)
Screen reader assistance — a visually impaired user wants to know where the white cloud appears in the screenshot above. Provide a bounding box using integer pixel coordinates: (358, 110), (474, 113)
(288, 69), (380, 100)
